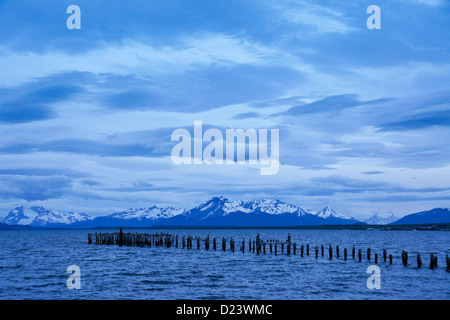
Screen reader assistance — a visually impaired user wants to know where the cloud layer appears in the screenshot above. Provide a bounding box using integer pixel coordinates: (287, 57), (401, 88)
(0, 0), (449, 219)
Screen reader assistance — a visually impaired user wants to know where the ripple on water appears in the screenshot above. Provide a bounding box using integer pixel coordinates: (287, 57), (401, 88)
(0, 229), (449, 300)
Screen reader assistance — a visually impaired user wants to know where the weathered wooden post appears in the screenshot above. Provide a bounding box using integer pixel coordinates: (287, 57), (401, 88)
(336, 246), (339, 259)
(383, 249), (387, 262)
(358, 249), (362, 262)
(270, 243), (272, 253)
(222, 237), (226, 251)
(429, 254), (438, 270)
(281, 243), (284, 254)
(119, 228), (124, 246)
(231, 237), (235, 252)
(249, 239), (252, 252)
(300, 245), (304, 257)
(402, 250), (408, 267)
(445, 254), (450, 272)
(275, 243), (277, 255)
(417, 253), (422, 268)
(197, 237), (200, 250)
(321, 244), (324, 257)
(375, 253), (378, 264)
(293, 242), (296, 255)
(389, 254), (393, 265)
(329, 244), (332, 260)
(263, 243), (266, 254)
(306, 244), (309, 256)
(344, 248), (347, 261)
(213, 237), (217, 251)
(352, 246), (355, 259)
(175, 235), (179, 248)
(242, 239), (245, 253)
(315, 246), (318, 259)
(88, 233), (92, 244)
(367, 248), (371, 261)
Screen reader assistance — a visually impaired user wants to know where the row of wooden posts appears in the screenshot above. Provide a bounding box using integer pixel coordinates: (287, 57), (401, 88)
(88, 228), (450, 272)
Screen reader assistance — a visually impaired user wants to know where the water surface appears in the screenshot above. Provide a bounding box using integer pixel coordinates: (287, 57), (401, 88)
(0, 229), (448, 300)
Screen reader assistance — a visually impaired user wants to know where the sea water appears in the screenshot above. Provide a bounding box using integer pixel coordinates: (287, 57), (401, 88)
(0, 229), (448, 300)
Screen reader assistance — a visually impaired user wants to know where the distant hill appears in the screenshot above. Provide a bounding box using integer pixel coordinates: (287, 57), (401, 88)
(0, 221), (36, 230)
(390, 208), (450, 225)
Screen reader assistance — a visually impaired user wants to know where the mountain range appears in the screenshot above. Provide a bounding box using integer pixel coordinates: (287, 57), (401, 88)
(1, 196), (449, 228)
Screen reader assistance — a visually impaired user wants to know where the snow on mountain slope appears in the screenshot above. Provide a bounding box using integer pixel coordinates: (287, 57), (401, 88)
(315, 206), (352, 220)
(106, 206), (185, 220)
(364, 213), (398, 225)
(2, 206), (91, 226)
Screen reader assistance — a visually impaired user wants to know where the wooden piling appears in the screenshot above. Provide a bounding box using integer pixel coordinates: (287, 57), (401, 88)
(300, 244), (304, 257)
(119, 228), (123, 246)
(389, 254), (393, 265)
(417, 253), (422, 268)
(429, 254), (438, 270)
(222, 237), (226, 251)
(352, 246), (355, 259)
(336, 246), (339, 259)
(329, 244), (332, 260)
(375, 253), (378, 264)
(446, 254), (449, 272)
(402, 250), (408, 267)
(367, 248), (371, 261)
(321, 244), (324, 257)
(315, 246), (318, 259)
(344, 248), (347, 261)
(358, 249), (362, 262)
(306, 244), (309, 256)
(383, 249), (387, 262)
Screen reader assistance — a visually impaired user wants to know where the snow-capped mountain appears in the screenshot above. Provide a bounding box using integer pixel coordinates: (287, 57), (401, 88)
(189, 196), (306, 219)
(69, 206), (186, 228)
(161, 196), (361, 227)
(364, 213), (398, 225)
(311, 206), (361, 225)
(106, 206), (185, 220)
(2, 206), (91, 227)
(315, 206), (351, 220)
(1, 197), (366, 228)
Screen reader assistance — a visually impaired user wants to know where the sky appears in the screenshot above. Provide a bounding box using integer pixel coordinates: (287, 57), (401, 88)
(0, 0), (449, 219)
